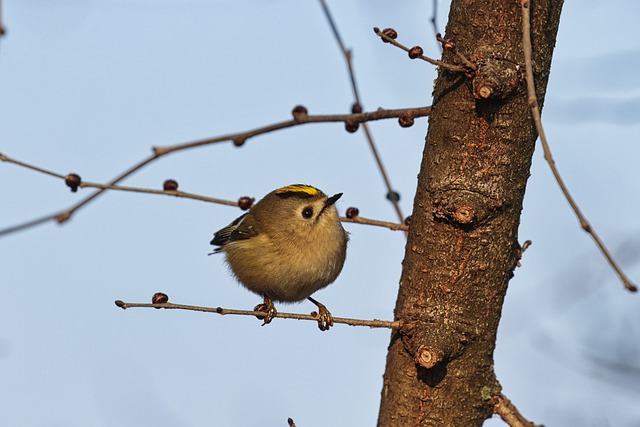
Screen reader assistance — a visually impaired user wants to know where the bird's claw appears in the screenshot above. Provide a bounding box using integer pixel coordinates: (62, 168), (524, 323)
(314, 303), (333, 331)
(254, 297), (277, 326)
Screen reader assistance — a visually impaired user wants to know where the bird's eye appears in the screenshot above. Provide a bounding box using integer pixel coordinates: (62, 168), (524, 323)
(302, 206), (314, 219)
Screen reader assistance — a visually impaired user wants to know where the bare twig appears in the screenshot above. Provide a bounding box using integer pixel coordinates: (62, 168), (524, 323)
(0, 152), (156, 235)
(0, 214), (59, 236)
(359, 123), (406, 231)
(0, 0), (5, 37)
(493, 393), (542, 427)
(516, 239), (532, 268)
(80, 183), (239, 206)
(153, 107), (431, 155)
(317, 0), (361, 107)
(0, 105), (430, 237)
(115, 300), (402, 330)
(340, 215), (408, 232)
(435, 33), (477, 71)
(520, 1), (637, 292)
(319, 1), (407, 230)
(0, 154), (239, 206)
(430, 0), (440, 49)
(0, 153), (65, 179)
(1, 153), (408, 232)
(373, 27), (467, 73)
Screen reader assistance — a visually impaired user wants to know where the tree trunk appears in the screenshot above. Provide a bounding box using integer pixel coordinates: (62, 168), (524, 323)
(377, 1), (563, 426)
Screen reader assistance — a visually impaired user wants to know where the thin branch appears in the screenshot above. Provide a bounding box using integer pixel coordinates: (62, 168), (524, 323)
(115, 300), (402, 330)
(317, 0), (361, 107)
(0, 213), (60, 236)
(80, 182), (239, 206)
(493, 393), (542, 427)
(0, 152), (236, 206)
(88, 182), (407, 230)
(0, 0), (5, 38)
(1, 152), (408, 232)
(435, 33), (477, 71)
(153, 107), (431, 155)
(340, 215), (408, 232)
(373, 27), (467, 73)
(519, 1), (637, 292)
(516, 239), (532, 268)
(359, 123), (406, 230)
(430, 0), (440, 49)
(0, 105), (429, 237)
(319, 1), (407, 230)
(0, 153), (65, 179)
(64, 154), (158, 222)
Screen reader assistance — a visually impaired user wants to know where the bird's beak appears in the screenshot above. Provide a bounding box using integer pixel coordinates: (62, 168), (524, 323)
(325, 193), (343, 207)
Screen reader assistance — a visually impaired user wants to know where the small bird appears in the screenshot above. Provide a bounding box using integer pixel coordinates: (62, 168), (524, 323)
(210, 184), (349, 331)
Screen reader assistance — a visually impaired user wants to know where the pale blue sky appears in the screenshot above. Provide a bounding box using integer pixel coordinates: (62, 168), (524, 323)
(2, 1), (640, 426)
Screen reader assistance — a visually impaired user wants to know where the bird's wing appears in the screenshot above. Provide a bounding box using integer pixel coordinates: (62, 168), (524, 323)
(210, 212), (257, 248)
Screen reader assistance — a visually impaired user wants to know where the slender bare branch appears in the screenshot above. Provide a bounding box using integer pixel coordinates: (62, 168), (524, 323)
(319, 1), (407, 230)
(435, 33), (477, 71)
(340, 215), (408, 232)
(115, 300), (402, 330)
(430, 0), (440, 48)
(0, 153), (65, 179)
(516, 239), (533, 268)
(359, 122), (407, 231)
(0, 0), (5, 38)
(81, 183), (239, 206)
(317, 0), (362, 107)
(153, 107), (431, 155)
(493, 393), (542, 427)
(0, 105), (429, 238)
(373, 27), (467, 73)
(0, 213), (60, 236)
(519, 1), (637, 292)
(1, 152), (408, 233)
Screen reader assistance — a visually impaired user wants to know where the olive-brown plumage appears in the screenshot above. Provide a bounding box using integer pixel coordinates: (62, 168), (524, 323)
(211, 184), (348, 330)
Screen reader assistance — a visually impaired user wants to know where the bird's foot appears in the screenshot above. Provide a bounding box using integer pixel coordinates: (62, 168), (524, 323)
(308, 297), (333, 331)
(254, 296), (277, 326)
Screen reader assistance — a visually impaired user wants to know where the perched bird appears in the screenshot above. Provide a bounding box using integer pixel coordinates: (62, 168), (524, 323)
(211, 184), (349, 331)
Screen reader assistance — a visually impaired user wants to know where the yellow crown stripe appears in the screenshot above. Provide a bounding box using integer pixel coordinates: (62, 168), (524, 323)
(275, 184), (319, 196)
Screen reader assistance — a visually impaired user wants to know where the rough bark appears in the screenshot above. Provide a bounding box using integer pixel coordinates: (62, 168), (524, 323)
(377, 1), (564, 426)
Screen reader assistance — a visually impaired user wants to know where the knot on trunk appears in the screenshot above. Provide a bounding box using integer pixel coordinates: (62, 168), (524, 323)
(433, 189), (502, 230)
(472, 58), (522, 100)
(415, 345), (440, 369)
